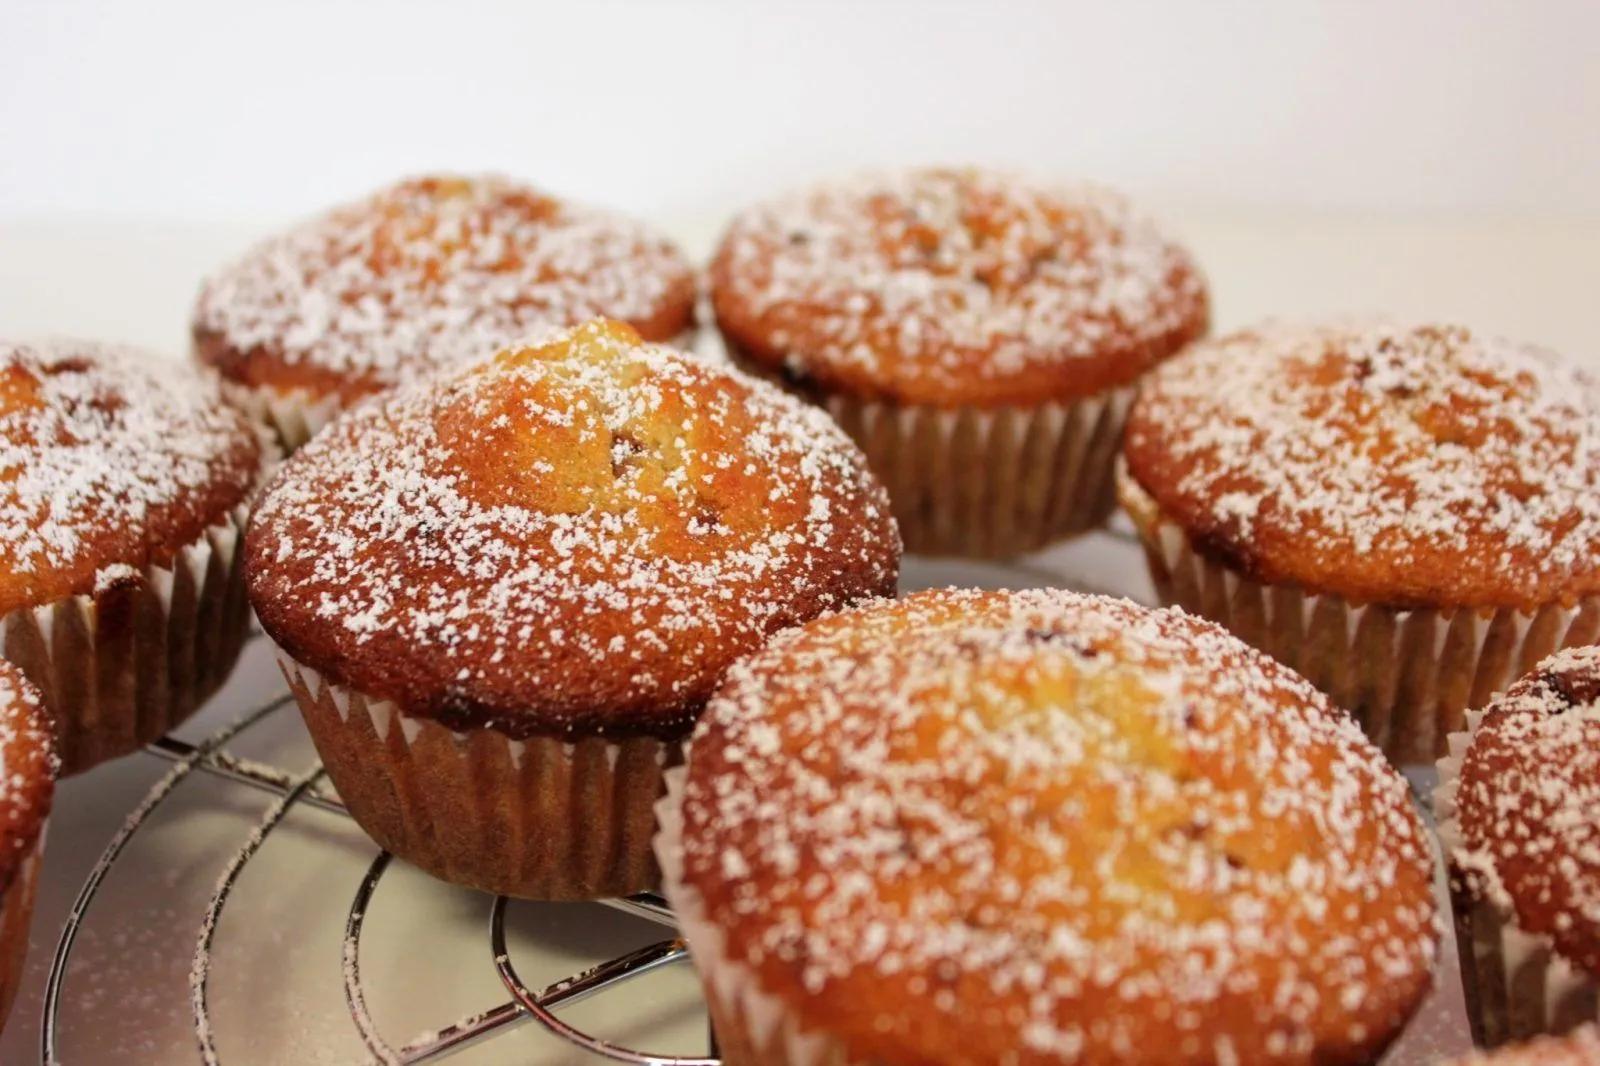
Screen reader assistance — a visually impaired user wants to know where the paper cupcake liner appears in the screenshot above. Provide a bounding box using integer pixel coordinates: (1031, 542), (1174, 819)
(0, 834), (45, 1030)
(1118, 466), (1600, 763)
(222, 382), (345, 455)
(0, 503), (253, 775)
(279, 653), (680, 901)
(823, 389), (1133, 559)
(1435, 717), (1600, 1046)
(720, 340), (1131, 558)
(655, 765), (859, 1066)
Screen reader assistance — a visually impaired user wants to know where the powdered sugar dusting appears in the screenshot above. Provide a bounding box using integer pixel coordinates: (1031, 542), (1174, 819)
(193, 175), (695, 399)
(711, 168), (1206, 403)
(1125, 321), (1600, 606)
(0, 661), (55, 887)
(0, 338), (261, 600)
(1454, 645), (1600, 979)
(679, 588), (1437, 1063)
(245, 322), (898, 738)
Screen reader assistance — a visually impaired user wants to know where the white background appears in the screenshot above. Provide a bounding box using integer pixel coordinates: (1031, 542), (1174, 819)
(4, 0), (1600, 222)
(3, 0), (1599, 367)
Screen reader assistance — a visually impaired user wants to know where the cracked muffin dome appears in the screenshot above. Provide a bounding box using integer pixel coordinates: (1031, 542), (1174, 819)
(710, 167), (1208, 407)
(668, 588), (1437, 1065)
(245, 320), (900, 739)
(1450, 646), (1600, 981)
(1123, 322), (1600, 611)
(0, 338), (264, 616)
(193, 174), (697, 409)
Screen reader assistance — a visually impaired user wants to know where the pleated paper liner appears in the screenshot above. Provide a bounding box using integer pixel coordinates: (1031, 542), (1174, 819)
(822, 388), (1133, 559)
(655, 765), (857, 1066)
(1118, 465), (1600, 763)
(278, 653), (681, 901)
(223, 382), (345, 455)
(0, 839), (45, 1029)
(720, 339), (1132, 559)
(0, 503), (254, 775)
(1435, 717), (1600, 1046)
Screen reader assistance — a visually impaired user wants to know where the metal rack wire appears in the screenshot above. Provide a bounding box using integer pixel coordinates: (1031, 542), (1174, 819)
(38, 636), (716, 1065)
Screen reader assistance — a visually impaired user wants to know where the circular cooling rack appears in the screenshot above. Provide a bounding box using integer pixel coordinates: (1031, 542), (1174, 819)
(28, 525), (1473, 1064)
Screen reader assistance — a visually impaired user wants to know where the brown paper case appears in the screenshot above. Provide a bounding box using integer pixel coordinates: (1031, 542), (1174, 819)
(1435, 715), (1600, 1046)
(0, 504), (253, 775)
(655, 766), (859, 1066)
(1119, 465), (1600, 763)
(824, 389), (1133, 559)
(0, 836), (45, 1031)
(222, 382), (345, 455)
(720, 341), (1132, 559)
(279, 653), (680, 901)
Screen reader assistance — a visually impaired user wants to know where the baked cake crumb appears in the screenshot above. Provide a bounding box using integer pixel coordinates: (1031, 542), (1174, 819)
(678, 588), (1437, 1064)
(245, 320), (899, 739)
(194, 175), (697, 404)
(0, 338), (263, 614)
(1125, 321), (1600, 609)
(712, 168), (1207, 406)
(1453, 645), (1600, 979)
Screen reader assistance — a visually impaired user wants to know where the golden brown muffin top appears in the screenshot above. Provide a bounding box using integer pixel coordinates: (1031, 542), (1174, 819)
(1442, 1025), (1600, 1065)
(1453, 646), (1600, 980)
(193, 174), (697, 405)
(679, 588), (1437, 1065)
(1124, 322), (1600, 610)
(245, 321), (899, 740)
(0, 339), (264, 616)
(0, 661), (56, 895)
(710, 168), (1208, 407)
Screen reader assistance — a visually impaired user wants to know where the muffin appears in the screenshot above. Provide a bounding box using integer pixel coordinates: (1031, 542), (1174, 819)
(1442, 1025), (1600, 1065)
(193, 174), (697, 450)
(245, 320), (899, 900)
(0, 662), (56, 1031)
(1436, 646), (1600, 1046)
(0, 339), (265, 774)
(710, 168), (1208, 558)
(657, 588), (1438, 1065)
(1120, 321), (1600, 763)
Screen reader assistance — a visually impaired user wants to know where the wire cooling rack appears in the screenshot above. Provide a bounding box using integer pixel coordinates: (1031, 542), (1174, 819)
(36, 655), (720, 1066)
(29, 529), (1474, 1064)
